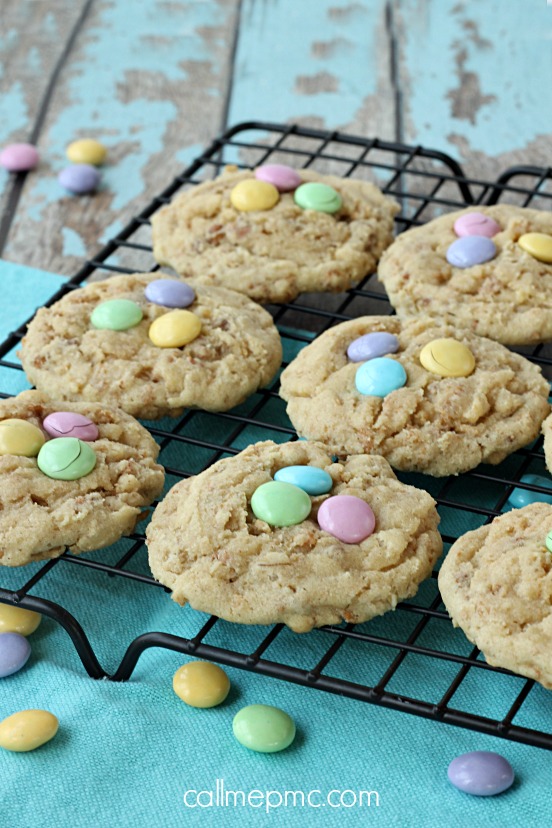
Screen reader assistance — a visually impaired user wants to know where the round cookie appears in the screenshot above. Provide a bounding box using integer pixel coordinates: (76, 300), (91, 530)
(146, 440), (442, 632)
(438, 502), (552, 689)
(19, 273), (282, 420)
(542, 413), (552, 475)
(151, 166), (399, 304)
(378, 205), (552, 346)
(0, 391), (164, 566)
(279, 316), (550, 477)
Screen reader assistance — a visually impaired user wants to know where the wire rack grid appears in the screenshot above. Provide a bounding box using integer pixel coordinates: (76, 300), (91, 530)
(1, 122), (552, 751)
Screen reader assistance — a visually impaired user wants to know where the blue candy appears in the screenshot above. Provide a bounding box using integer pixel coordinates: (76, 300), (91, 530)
(507, 474), (552, 509)
(0, 632), (31, 678)
(274, 465), (333, 495)
(446, 236), (496, 268)
(355, 357), (407, 397)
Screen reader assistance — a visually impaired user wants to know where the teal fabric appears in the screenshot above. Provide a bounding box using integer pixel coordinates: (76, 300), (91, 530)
(0, 260), (550, 828)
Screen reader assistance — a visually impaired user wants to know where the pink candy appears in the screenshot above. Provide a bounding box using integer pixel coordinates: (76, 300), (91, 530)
(255, 164), (301, 192)
(0, 143), (39, 172)
(453, 212), (501, 238)
(42, 412), (99, 442)
(317, 495), (375, 544)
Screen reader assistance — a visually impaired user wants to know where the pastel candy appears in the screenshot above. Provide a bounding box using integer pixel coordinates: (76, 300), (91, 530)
(232, 704), (296, 753)
(419, 338), (476, 378)
(507, 474), (552, 509)
(255, 164), (302, 192)
(546, 530), (552, 554)
(355, 357), (407, 397)
(58, 163), (101, 194)
(347, 332), (399, 363)
(66, 138), (107, 166)
(0, 633), (31, 678)
(144, 279), (195, 308)
(42, 412), (99, 441)
(0, 143), (39, 172)
(148, 309), (202, 348)
(518, 232), (552, 263)
(251, 481), (311, 527)
(0, 419), (45, 457)
(230, 179), (279, 211)
(173, 661), (230, 708)
(446, 236), (496, 268)
(91, 299), (143, 331)
(454, 212), (501, 238)
(447, 751), (514, 796)
(37, 437), (96, 481)
(0, 605), (41, 636)
(317, 495), (375, 544)
(294, 182), (342, 214)
(0, 710), (59, 752)
(274, 465), (332, 495)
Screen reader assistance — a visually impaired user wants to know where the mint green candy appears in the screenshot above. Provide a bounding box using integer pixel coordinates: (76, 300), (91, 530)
(232, 704), (296, 753)
(546, 530), (552, 553)
(294, 182), (342, 214)
(251, 481), (311, 527)
(90, 299), (143, 330)
(37, 437), (96, 480)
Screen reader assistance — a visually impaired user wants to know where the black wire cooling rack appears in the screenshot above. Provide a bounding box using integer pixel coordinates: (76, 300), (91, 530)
(1, 122), (552, 750)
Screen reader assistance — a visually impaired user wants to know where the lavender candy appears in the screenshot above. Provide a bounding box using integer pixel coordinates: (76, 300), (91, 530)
(447, 751), (515, 796)
(347, 332), (399, 363)
(446, 236), (496, 268)
(144, 279), (195, 309)
(58, 163), (100, 194)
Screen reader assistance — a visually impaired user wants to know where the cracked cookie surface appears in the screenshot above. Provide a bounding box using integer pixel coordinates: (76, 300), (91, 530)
(19, 273), (282, 419)
(438, 502), (552, 689)
(151, 167), (399, 303)
(146, 440), (442, 632)
(279, 316), (550, 477)
(0, 390), (164, 566)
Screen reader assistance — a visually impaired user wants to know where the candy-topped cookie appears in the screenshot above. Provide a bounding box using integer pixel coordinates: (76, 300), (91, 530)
(0, 391), (164, 566)
(20, 273), (282, 419)
(438, 502), (552, 688)
(146, 440), (442, 632)
(151, 165), (399, 304)
(279, 316), (550, 477)
(377, 204), (552, 346)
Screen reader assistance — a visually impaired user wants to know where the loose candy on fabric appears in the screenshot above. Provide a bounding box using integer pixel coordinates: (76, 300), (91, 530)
(148, 310), (202, 348)
(518, 232), (552, 264)
(447, 751), (515, 796)
(419, 338), (476, 378)
(0, 710), (59, 752)
(42, 412), (99, 442)
(507, 474), (552, 509)
(58, 163), (101, 194)
(232, 704), (296, 753)
(37, 437), (97, 481)
(0, 605), (41, 636)
(446, 236), (496, 268)
(453, 212), (501, 238)
(251, 480), (312, 527)
(355, 357), (407, 397)
(255, 164), (302, 192)
(66, 138), (107, 166)
(317, 495), (375, 544)
(274, 465), (333, 496)
(347, 332), (400, 363)
(91, 299), (143, 331)
(173, 661), (230, 708)
(144, 279), (195, 309)
(0, 143), (39, 172)
(0, 633), (31, 678)
(294, 182), (342, 214)
(230, 179), (280, 212)
(0, 419), (45, 457)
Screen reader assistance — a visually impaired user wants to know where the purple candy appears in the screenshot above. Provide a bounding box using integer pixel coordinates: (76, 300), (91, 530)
(347, 332), (399, 363)
(0, 632), (31, 678)
(446, 236), (496, 268)
(448, 751), (514, 797)
(58, 163), (100, 194)
(317, 495), (375, 544)
(255, 164), (301, 192)
(0, 143), (39, 172)
(144, 279), (195, 308)
(42, 412), (99, 442)
(454, 212), (501, 238)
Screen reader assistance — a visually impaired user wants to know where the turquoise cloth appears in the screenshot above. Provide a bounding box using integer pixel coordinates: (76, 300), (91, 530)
(0, 260), (550, 828)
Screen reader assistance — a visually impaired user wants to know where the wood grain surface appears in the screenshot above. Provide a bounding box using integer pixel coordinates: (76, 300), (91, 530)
(0, 0), (551, 276)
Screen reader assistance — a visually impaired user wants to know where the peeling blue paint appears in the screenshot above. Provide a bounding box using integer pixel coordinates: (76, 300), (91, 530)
(62, 226), (87, 258)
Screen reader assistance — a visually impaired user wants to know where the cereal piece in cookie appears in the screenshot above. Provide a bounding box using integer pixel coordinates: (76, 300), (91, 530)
(151, 165), (399, 304)
(19, 273), (282, 420)
(0, 390), (164, 566)
(438, 502), (552, 689)
(146, 440), (442, 632)
(279, 316), (550, 477)
(378, 205), (552, 346)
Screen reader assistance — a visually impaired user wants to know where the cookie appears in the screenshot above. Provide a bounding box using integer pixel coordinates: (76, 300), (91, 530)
(438, 502), (552, 689)
(146, 440), (442, 633)
(19, 273), (282, 420)
(542, 413), (552, 474)
(377, 205), (552, 345)
(151, 165), (399, 304)
(0, 391), (164, 567)
(279, 316), (550, 477)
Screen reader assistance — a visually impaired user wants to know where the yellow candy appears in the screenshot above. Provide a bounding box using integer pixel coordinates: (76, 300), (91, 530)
(419, 338), (476, 378)
(173, 661), (230, 708)
(518, 232), (552, 264)
(0, 604), (41, 636)
(149, 310), (202, 348)
(66, 138), (107, 166)
(230, 179), (279, 212)
(0, 419), (45, 457)
(0, 710), (59, 752)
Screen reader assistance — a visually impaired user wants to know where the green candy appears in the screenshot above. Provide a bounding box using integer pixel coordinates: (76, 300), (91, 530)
(251, 481), (311, 527)
(91, 299), (143, 331)
(232, 704), (296, 753)
(37, 437), (96, 481)
(294, 182), (342, 214)
(546, 530), (552, 554)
